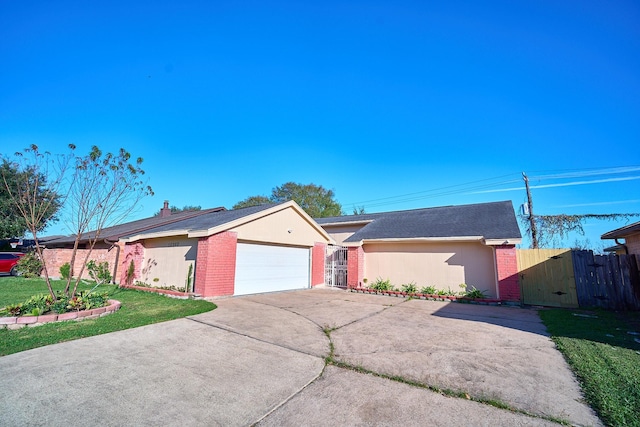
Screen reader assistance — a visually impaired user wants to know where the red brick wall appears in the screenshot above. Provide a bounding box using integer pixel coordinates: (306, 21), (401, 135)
(347, 246), (365, 288)
(311, 242), (326, 286)
(495, 245), (520, 302)
(43, 247), (119, 281)
(195, 231), (238, 297)
(120, 243), (145, 285)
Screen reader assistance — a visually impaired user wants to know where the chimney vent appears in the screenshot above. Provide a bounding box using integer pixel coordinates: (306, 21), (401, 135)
(160, 200), (171, 218)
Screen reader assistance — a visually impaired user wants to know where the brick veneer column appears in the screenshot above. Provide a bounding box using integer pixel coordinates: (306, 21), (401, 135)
(120, 243), (145, 285)
(347, 246), (365, 288)
(195, 231), (238, 297)
(495, 245), (520, 302)
(311, 242), (326, 286)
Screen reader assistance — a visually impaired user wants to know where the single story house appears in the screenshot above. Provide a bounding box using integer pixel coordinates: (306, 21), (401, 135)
(601, 221), (640, 260)
(43, 199), (523, 302)
(45, 201), (334, 297)
(315, 201), (522, 300)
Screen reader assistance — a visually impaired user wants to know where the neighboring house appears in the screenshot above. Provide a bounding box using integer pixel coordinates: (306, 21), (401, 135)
(316, 201), (522, 301)
(601, 221), (640, 260)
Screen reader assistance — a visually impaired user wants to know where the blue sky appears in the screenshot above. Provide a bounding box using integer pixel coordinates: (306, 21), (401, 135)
(1, 0), (639, 249)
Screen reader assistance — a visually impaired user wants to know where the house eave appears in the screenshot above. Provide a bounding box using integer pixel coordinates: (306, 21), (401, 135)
(483, 238), (522, 246)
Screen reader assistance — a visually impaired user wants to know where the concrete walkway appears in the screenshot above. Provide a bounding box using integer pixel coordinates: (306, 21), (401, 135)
(0, 288), (602, 426)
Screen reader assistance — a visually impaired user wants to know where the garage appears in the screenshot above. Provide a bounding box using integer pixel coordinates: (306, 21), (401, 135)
(234, 243), (310, 295)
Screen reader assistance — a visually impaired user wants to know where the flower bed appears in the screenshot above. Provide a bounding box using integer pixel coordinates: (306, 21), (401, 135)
(349, 287), (502, 305)
(0, 300), (121, 329)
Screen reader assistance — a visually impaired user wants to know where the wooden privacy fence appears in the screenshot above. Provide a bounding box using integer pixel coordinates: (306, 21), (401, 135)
(517, 249), (640, 310)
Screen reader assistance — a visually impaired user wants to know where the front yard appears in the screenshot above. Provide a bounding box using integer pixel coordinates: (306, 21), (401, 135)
(0, 277), (216, 356)
(540, 308), (640, 427)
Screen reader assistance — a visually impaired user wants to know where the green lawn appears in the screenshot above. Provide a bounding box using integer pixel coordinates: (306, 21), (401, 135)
(0, 276), (216, 356)
(539, 308), (640, 427)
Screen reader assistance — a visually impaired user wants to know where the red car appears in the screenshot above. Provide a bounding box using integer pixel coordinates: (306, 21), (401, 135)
(0, 252), (25, 275)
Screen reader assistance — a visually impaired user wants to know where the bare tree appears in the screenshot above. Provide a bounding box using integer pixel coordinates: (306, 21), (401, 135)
(64, 146), (153, 297)
(2, 145), (152, 300)
(1, 145), (74, 299)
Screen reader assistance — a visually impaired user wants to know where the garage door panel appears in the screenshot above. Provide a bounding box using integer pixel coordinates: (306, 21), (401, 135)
(235, 243), (310, 296)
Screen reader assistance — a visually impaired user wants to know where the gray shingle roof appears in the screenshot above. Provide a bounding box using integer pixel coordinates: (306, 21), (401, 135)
(125, 204), (278, 237)
(45, 206), (226, 246)
(317, 201), (521, 242)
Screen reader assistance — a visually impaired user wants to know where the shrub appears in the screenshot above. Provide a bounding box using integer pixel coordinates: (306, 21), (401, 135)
(401, 282), (417, 294)
(15, 251), (43, 278)
(59, 262), (71, 280)
(464, 286), (488, 299)
(370, 277), (394, 291)
(420, 285), (438, 295)
(86, 260), (112, 285)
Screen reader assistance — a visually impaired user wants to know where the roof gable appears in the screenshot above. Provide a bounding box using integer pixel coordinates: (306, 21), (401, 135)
(120, 201), (334, 244)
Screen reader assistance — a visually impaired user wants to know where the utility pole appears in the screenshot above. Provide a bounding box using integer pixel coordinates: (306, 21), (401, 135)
(522, 172), (539, 249)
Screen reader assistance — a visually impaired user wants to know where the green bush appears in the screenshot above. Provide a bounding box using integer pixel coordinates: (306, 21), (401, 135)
(15, 251), (43, 278)
(400, 282), (417, 294)
(370, 277), (394, 291)
(464, 286), (488, 299)
(59, 262), (71, 280)
(420, 285), (438, 295)
(86, 260), (112, 285)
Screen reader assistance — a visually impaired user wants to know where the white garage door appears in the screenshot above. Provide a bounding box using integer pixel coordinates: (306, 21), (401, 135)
(234, 243), (310, 296)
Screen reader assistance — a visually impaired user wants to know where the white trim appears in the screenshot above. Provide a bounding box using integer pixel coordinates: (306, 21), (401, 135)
(319, 219), (375, 227)
(363, 236), (484, 244)
(483, 238), (522, 246)
(120, 230), (190, 243)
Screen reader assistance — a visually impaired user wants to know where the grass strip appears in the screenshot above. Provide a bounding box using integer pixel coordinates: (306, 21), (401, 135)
(540, 308), (640, 427)
(0, 278), (215, 356)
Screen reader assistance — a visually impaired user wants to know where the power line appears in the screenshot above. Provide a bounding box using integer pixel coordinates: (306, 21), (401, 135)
(343, 165), (640, 211)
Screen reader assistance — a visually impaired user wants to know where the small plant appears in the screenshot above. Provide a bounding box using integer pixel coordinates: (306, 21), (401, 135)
(59, 262), (71, 280)
(185, 263), (194, 293)
(370, 277), (394, 291)
(464, 286), (488, 299)
(125, 260), (135, 286)
(363, 278), (368, 285)
(420, 285), (438, 295)
(401, 282), (417, 294)
(86, 260), (112, 286)
(15, 251), (43, 278)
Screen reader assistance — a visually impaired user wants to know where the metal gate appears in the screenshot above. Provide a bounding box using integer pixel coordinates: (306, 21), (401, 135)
(325, 245), (348, 288)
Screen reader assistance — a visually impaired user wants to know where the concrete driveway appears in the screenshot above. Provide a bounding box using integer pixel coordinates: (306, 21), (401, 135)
(0, 288), (601, 426)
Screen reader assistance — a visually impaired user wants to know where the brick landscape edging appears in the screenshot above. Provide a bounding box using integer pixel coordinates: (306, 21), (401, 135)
(0, 300), (121, 329)
(349, 287), (503, 306)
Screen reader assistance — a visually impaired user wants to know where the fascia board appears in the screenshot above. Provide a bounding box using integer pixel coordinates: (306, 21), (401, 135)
(120, 230), (190, 243)
(361, 236), (484, 244)
(483, 238), (523, 246)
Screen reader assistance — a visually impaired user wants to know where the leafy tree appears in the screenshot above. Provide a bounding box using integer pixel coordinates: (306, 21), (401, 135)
(352, 206), (366, 215)
(232, 195), (272, 209)
(154, 205), (201, 217)
(0, 158), (62, 238)
(233, 182), (342, 217)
